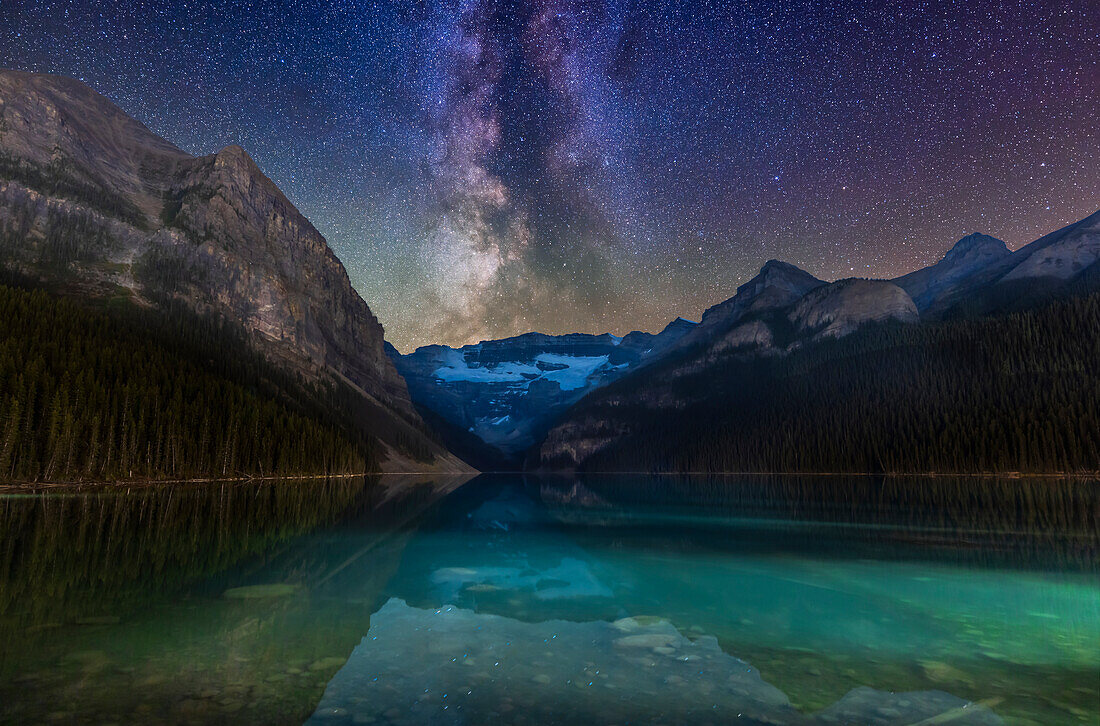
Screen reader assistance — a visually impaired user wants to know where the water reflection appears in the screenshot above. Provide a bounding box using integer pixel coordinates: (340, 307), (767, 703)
(535, 474), (1099, 571)
(0, 475), (469, 725)
(0, 474), (1095, 725)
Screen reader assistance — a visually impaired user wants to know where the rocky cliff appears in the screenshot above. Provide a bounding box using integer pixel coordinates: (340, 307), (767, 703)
(791, 278), (918, 340)
(0, 69), (463, 471)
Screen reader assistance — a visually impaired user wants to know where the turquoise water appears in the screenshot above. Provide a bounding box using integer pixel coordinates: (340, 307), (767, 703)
(0, 474), (1096, 725)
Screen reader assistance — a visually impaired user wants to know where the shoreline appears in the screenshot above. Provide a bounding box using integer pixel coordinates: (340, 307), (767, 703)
(1, 469), (1097, 493)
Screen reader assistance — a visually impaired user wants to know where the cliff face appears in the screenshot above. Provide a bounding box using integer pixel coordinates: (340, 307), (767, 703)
(0, 70), (460, 469)
(790, 279), (918, 340)
(154, 143), (415, 415)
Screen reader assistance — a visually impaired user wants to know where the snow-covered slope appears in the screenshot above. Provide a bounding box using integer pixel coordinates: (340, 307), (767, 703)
(432, 349), (620, 390)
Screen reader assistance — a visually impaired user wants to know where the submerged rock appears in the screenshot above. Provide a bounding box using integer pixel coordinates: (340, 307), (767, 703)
(816, 686), (1002, 725)
(306, 599), (1004, 726)
(613, 633), (678, 648)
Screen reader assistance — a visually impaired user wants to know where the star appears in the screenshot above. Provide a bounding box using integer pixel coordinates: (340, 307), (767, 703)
(0, 0), (1095, 351)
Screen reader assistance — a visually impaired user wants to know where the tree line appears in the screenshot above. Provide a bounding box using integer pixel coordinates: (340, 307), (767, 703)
(0, 284), (375, 482)
(546, 293), (1100, 474)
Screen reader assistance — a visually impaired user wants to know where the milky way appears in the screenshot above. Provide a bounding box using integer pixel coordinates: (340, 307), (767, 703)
(2, 0), (1098, 350)
(410, 0), (634, 346)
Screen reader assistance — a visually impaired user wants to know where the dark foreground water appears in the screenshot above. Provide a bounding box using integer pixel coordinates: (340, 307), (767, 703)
(0, 474), (1096, 725)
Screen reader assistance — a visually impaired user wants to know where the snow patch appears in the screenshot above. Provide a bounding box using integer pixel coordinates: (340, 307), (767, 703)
(432, 352), (611, 392)
(535, 354), (610, 391)
(432, 347), (542, 383)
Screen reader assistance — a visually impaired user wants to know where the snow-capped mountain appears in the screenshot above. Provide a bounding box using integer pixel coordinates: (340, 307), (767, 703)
(389, 321), (696, 455)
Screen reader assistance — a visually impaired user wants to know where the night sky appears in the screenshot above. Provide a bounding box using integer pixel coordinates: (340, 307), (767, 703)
(2, 1), (1097, 351)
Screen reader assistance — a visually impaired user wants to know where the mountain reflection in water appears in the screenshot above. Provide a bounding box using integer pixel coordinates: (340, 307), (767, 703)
(0, 474), (1096, 725)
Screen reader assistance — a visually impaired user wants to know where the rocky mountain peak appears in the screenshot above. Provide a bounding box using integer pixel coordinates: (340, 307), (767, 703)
(759, 258), (801, 273)
(0, 70), (189, 223)
(741, 259), (823, 302)
(942, 233), (1009, 264)
(894, 232), (1009, 312)
(659, 317), (697, 335)
(699, 259), (822, 325)
(0, 71), (186, 163)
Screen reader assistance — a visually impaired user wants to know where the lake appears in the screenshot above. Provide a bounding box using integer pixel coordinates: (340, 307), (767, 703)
(0, 474), (1096, 725)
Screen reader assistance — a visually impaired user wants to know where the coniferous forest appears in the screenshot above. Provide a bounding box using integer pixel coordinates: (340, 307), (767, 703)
(542, 293), (1100, 475)
(0, 284), (375, 482)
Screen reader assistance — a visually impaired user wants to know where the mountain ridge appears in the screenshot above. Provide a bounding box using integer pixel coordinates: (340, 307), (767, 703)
(394, 209), (1098, 466)
(389, 319), (696, 456)
(0, 68), (467, 473)
(893, 232), (1011, 311)
(4, 70), (1096, 476)
(532, 210), (1100, 473)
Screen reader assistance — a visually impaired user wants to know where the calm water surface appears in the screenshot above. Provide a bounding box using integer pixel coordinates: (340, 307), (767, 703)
(0, 474), (1096, 725)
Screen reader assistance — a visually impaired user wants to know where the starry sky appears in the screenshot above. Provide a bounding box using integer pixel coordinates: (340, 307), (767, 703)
(2, 0), (1098, 351)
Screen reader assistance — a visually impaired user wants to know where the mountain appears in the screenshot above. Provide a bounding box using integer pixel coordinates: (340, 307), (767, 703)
(537, 293), (1100, 475)
(533, 212), (1100, 474)
(672, 259), (824, 352)
(0, 69), (465, 475)
(1002, 208), (1100, 282)
(893, 233), (1010, 311)
(390, 320), (696, 459)
(615, 316), (698, 358)
(630, 260), (919, 379)
(392, 257), (924, 466)
(896, 211), (1100, 316)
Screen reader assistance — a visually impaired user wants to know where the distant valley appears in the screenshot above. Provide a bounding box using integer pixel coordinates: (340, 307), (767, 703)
(0, 69), (1096, 481)
(389, 318), (696, 459)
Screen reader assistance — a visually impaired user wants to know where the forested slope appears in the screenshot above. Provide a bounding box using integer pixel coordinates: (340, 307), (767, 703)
(0, 284), (377, 482)
(537, 293), (1100, 474)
